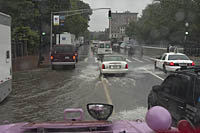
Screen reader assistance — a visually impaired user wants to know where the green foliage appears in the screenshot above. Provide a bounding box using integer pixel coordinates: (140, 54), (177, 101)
(126, 0), (200, 45)
(0, 0), (92, 53)
(12, 26), (39, 54)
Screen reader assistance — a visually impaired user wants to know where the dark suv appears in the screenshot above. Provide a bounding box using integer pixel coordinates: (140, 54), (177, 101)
(148, 68), (200, 127)
(51, 45), (78, 69)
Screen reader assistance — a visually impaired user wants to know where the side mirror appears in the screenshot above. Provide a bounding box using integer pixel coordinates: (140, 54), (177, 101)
(152, 85), (161, 92)
(87, 103), (113, 120)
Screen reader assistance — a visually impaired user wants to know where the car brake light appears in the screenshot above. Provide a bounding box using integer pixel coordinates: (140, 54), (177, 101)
(192, 62), (195, 66)
(169, 62), (174, 66)
(50, 56), (54, 60)
(125, 64), (128, 69)
(73, 56), (76, 60)
(102, 64), (105, 69)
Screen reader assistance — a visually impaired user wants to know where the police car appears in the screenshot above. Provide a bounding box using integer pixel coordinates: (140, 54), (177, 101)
(155, 52), (195, 73)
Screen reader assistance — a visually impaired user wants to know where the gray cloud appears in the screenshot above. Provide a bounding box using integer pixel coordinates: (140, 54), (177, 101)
(82, 0), (152, 31)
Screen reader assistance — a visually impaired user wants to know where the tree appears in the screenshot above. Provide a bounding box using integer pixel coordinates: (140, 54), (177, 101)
(127, 0), (200, 46)
(12, 26), (39, 54)
(0, 0), (92, 54)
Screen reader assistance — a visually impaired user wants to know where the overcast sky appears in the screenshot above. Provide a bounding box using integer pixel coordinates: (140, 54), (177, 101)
(82, 0), (153, 31)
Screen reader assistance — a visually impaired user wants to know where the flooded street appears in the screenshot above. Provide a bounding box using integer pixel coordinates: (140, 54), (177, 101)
(0, 45), (167, 123)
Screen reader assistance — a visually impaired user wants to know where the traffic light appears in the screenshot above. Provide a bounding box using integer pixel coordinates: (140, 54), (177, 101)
(108, 10), (111, 18)
(42, 32), (46, 36)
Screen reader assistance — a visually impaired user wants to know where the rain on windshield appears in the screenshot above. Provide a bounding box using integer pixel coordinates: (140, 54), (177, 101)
(0, 0), (200, 128)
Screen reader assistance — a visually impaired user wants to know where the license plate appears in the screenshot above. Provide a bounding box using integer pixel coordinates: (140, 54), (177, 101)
(179, 63), (187, 66)
(110, 65), (121, 69)
(65, 56), (70, 59)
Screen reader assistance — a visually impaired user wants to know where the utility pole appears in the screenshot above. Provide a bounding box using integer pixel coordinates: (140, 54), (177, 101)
(184, 0), (189, 54)
(108, 10), (112, 39)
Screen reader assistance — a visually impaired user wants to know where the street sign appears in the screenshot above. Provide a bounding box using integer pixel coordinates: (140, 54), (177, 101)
(60, 16), (65, 20)
(60, 15), (65, 26)
(53, 15), (60, 26)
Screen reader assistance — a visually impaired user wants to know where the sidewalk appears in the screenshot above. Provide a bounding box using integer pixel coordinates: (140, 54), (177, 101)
(12, 54), (50, 72)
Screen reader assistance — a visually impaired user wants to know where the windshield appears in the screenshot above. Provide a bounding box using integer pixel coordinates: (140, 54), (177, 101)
(168, 55), (189, 60)
(103, 56), (124, 61)
(99, 43), (105, 48)
(105, 44), (111, 48)
(1, 0), (200, 130)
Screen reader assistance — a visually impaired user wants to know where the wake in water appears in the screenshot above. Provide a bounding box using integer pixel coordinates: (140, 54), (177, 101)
(111, 107), (147, 121)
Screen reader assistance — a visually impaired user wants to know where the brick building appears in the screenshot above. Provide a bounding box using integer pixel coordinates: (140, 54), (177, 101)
(110, 11), (138, 39)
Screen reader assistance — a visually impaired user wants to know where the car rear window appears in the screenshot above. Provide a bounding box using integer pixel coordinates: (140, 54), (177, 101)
(53, 45), (75, 53)
(103, 56), (124, 61)
(105, 44), (111, 48)
(99, 43), (104, 48)
(168, 55), (189, 60)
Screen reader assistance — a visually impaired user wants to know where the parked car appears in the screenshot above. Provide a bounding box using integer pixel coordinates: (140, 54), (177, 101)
(99, 55), (128, 75)
(148, 68), (200, 127)
(120, 42), (127, 49)
(112, 43), (120, 51)
(97, 41), (112, 55)
(50, 45), (77, 69)
(155, 52), (194, 73)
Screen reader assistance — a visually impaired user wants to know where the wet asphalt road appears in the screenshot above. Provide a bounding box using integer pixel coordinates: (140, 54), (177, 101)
(0, 45), (168, 123)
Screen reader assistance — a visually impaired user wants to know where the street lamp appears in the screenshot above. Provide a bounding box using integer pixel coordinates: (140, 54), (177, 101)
(184, 22), (189, 54)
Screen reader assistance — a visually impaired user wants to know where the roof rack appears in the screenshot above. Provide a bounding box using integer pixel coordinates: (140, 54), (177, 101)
(176, 67), (200, 74)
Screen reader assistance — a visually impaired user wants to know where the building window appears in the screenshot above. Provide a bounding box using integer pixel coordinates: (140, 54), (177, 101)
(6, 50), (10, 59)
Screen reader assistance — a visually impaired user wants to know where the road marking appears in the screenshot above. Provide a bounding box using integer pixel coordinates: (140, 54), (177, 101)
(132, 57), (144, 63)
(101, 76), (115, 114)
(126, 59), (132, 62)
(143, 58), (151, 62)
(145, 56), (156, 61)
(84, 57), (88, 62)
(143, 68), (164, 81)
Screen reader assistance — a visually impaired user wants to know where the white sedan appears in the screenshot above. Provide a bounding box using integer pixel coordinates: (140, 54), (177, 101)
(155, 53), (195, 73)
(99, 55), (128, 75)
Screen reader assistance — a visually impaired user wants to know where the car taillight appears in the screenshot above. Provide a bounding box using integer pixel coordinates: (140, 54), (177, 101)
(125, 64), (128, 69)
(102, 64), (105, 69)
(192, 62), (195, 66)
(73, 56), (76, 60)
(50, 56), (54, 60)
(169, 62), (174, 66)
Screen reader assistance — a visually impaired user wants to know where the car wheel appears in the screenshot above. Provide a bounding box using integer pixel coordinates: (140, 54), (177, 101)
(148, 93), (156, 110)
(154, 61), (158, 69)
(163, 65), (167, 74)
(148, 102), (153, 110)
